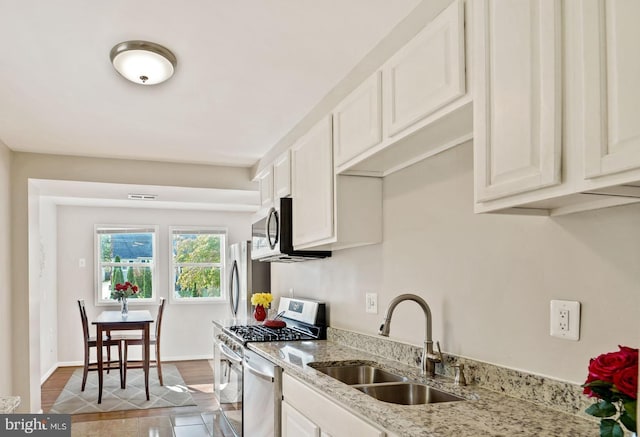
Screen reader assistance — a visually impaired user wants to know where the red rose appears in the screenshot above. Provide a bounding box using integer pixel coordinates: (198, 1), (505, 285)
(588, 347), (638, 383)
(618, 345), (639, 365)
(613, 364), (638, 399)
(132, 285), (139, 293)
(583, 370), (598, 397)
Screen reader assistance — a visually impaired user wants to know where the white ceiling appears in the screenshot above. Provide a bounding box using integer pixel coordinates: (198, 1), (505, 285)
(0, 0), (421, 168)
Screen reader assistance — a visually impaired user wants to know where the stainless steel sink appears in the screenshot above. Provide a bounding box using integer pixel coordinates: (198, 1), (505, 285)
(356, 383), (464, 405)
(313, 364), (408, 385)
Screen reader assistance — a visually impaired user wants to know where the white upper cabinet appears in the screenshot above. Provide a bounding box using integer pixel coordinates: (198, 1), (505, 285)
(273, 150), (292, 200)
(384, 0), (466, 137)
(257, 165), (274, 210)
(582, 0), (640, 179)
(291, 116), (382, 251)
(291, 116), (335, 247)
(333, 71), (382, 167)
(473, 0), (640, 215)
(473, 0), (562, 202)
(256, 150), (291, 211)
(335, 0), (471, 177)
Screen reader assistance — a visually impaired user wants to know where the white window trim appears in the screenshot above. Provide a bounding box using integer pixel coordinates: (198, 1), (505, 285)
(94, 224), (159, 306)
(169, 226), (228, 304)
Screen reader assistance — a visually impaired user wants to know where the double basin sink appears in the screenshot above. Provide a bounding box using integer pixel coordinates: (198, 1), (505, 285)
(311, 363), (464, 405)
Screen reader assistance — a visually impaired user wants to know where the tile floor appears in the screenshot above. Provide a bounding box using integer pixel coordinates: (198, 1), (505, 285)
(71, 412), (236, 437)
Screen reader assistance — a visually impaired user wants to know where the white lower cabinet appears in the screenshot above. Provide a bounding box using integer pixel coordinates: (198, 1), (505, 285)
(282, 401), (320, 437)
(282, 374), (386, 437)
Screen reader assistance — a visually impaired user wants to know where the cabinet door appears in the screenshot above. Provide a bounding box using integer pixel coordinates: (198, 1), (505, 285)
(333, 71), (382, 167)
(384, 0), (465, 137)
(474, 0), (562, 202)
(257, 166), (274, 209)
(282, 401), (320, 437)
(274, 150), (291, 200)
(291, 116), (334, 247)
(583, 0), (640, 178)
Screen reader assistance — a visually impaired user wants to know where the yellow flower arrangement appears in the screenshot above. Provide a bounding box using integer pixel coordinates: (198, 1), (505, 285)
(251, 292), (273, 308)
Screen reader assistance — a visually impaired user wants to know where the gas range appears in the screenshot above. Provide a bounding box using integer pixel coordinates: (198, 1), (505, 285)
(220, 297), (326, 349)
(213, 297), (326, 437)
(226, 325), (315, 343)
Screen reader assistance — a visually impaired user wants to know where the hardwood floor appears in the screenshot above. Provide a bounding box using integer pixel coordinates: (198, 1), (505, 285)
(41, 360), (234, 435)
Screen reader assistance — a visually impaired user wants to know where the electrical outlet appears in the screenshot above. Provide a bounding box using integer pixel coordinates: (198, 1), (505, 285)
(365, 293), (378, 314)
(78, 258), (86, 268)
(550, 300), (581, 341)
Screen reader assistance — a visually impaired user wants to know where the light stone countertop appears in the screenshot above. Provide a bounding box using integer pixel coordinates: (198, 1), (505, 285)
(248, 340), (597, 437)
(0, 396), (20, 413)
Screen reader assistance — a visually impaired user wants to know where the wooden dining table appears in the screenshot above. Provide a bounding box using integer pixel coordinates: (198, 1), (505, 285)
(92, 310), (154, 404)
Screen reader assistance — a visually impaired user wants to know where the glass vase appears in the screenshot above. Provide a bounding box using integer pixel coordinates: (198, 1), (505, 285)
(121, 297), (128, 316)
(253, 304), (266, 322)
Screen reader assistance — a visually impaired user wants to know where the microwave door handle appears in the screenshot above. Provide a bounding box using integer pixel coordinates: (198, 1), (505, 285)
(229, 261), (239, 316)
(266, 207), (279, 250)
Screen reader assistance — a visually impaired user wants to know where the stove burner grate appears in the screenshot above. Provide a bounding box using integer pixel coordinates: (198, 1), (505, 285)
(227, 325), (310, 342)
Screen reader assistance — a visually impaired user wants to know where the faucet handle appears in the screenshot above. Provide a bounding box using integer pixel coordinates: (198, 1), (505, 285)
(452, 363), (467, 386)
(435, 341), (444, 363)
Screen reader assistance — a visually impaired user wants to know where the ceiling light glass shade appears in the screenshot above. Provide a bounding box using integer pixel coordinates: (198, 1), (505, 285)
(110, 41), (177, 85)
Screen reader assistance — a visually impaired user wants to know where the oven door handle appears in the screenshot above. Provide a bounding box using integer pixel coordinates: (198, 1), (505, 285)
(218, 343), (243, 365)
(245, 359), (275, 382)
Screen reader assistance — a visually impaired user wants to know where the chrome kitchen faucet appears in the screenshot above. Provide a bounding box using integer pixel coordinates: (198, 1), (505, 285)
(379, 294), (443, 377)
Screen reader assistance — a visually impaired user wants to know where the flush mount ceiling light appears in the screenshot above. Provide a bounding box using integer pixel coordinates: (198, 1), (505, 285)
(110, 40), (177, 85)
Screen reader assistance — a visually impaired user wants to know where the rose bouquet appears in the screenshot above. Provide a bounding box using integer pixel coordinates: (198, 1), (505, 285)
(582, 345), (638, 437)
(251, 292), (273, 309)
(110, 281), (139, 301)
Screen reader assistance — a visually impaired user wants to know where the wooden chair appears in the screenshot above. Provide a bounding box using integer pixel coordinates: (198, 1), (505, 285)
(77, 299), (122, 391)
(122, 297), (166, 386)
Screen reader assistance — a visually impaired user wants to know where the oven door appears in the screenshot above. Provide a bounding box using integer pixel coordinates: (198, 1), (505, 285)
(251, 207), (279, 260)
(214, 340), (243, 436)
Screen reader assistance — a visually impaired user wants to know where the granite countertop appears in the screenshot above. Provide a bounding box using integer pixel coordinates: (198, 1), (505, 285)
(248, 340), (596, 437)
(0, 396), (20, 413)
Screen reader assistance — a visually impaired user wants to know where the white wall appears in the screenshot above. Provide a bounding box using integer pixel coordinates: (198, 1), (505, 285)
(272, 142), (640, 385)
(0, 142), (12, 394)
(39, 198), (58, 382)
(55, 205), (252, 365)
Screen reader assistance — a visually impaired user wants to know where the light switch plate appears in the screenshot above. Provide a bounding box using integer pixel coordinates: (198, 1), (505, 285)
(365, 293), (378, 314)
(550, 300), (581, 341)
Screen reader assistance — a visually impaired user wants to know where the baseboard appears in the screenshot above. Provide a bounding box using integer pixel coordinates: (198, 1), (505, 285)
(54, 355), (213, 370)
(41, 364), (60, 384)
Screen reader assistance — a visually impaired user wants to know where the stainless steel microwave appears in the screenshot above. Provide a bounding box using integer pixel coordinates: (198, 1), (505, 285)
(251, 198), (331, 262)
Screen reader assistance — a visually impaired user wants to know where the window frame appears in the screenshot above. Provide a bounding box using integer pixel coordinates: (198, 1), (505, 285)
(169, 226), (228, 304)
(94, 224), (159, 306)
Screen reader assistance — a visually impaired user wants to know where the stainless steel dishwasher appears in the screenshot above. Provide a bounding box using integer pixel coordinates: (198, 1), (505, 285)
(243, 349), (283, 437)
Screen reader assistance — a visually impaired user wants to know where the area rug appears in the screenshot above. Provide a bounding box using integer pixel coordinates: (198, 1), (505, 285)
(50, 364), (197, 414)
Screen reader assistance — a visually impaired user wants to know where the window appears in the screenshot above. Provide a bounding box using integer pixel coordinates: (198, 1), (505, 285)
(95, 225), (157, 304)
(170, 227), (226, 302)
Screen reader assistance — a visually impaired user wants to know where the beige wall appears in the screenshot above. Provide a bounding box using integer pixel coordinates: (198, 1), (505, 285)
(272, 142), (640, 384)
(0, 142), (12, 394)
(11, 152), (255, 412)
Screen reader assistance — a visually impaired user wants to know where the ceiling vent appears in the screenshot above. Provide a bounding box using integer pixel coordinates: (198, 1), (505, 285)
(127, 193), (158, 201)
